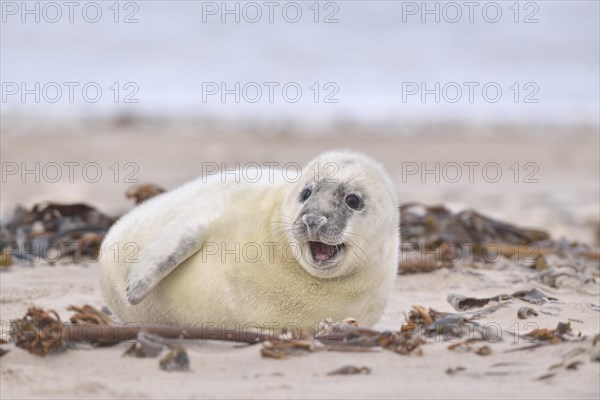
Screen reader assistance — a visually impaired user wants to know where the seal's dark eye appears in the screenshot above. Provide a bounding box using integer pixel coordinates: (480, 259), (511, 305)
(345, 194), (362, 210)
(299, 188), (312, 202)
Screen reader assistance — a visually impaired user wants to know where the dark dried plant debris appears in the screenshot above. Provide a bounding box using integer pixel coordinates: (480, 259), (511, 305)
(123, 332), (193, 371)
(408, 305), (504, 344)
(591, 334), (600, 362)
(518, 307), (539, 319)
(406, 305), (443, 328)
(512, 288), (557, 305)
(125, 183), (166, 204)
(123, 332), (172, 358)
(398, 259), (452, 274)
(476, 345), (492, 356)
(447, 340), (491, 356)
(398, 203), (599, 293)
(0, 338), (8, 357)
(10, 307), (67, 356)
(67, 304), (118, 346)
(68, 304), (115, 325)
(399, 202), (551, 270)
(0, 202), (115, 264)
(159, 346), (190, 372)
(566, 361), (583, 370)
(262, 317), (426, 359)
(378, 331), (424, 356)
(537, 372), (556, 380)
(447, 293), (511, 311)
(0, 184), (167, 265)
(446, 366), (466, 375)
(0, 251), (13, 268)
(327, 365), (371, 375)
(261, 338), (322, 359)
(535, 255), (550, 271)
(400, 203), (549, 246)
(123, 342), (152, 358)
(447, 289), (557, 315)
(525, 322), (574, 344)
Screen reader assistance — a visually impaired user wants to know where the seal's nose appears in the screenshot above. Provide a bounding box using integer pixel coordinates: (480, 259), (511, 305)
(302, 214), (327, 235)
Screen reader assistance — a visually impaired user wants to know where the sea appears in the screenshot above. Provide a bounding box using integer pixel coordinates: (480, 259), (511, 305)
(1, 0), (599, 126)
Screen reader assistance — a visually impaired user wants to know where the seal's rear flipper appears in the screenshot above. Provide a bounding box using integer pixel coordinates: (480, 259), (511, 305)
(126, 222), (205, 305)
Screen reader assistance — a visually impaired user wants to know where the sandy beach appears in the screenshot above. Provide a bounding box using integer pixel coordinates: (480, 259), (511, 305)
(2, 0), (598, 397)
(1, 121), (598, 399)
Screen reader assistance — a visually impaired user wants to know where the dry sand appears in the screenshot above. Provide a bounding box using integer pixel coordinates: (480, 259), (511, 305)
(1, 121), (599, 399)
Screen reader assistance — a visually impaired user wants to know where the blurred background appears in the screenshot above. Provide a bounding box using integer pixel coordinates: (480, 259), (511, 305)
(1, 0), (599, 243)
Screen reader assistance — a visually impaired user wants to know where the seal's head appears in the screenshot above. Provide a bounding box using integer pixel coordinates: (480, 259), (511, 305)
(281, 150), (399, 279)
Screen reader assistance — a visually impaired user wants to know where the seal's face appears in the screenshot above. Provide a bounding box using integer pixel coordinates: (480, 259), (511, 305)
(291, 180), (365, 274)
(281, 151), (397, 279)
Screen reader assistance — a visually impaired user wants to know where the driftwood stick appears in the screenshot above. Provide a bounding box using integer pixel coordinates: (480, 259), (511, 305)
(63, 323), (381, 345)
(64, 323), (282, 344)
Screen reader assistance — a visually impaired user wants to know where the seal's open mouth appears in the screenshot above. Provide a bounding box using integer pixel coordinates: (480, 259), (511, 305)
(308, 241), (344, 263)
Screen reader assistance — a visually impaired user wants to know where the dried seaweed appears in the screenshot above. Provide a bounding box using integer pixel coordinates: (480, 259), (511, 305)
(124, 342), (157, 358)
(123, 332), (172, 358)
(512, 288), (557, 305)
(10, 307), (67, 356)
(68, 304), (115, 325)
(398, 203), (599, 295)
(517, 307), (538, 319)
(378, 331), (424, 356)
(399, 203), (550, 269)
(159, 346), (190, 372)
(447, 293), (511, 311)
(66, 304), (119, 347)
(0, 202), (114, 265)
(591, 334), (600, 362)
(316, 318), (380, 342)
(0, 251), (13, 268)
(407, 305), (505, 344)
(446, 289), (556, 320)
(126, 183), (165, 204)
(0, 183), (169, 266)
(327, 365), (371, 375)
(123, 331), (192, 371)
(525, 322), (574, 344)
(0, 338), (8, 357)
(261, 317), (426, 358)
(445, 366), (466, 375)
(398, 260), (453, 274)
(406, 305), (444, 328)
(402, 203), (550, 244)
(447, 340), (491, 356)
(261, 338), (323, 359)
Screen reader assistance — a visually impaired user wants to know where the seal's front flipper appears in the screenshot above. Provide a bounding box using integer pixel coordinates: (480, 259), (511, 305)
(126, 222), (205, 305)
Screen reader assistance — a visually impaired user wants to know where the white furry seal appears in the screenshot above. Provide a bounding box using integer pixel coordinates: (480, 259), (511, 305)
(99, 150), (399, 332)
